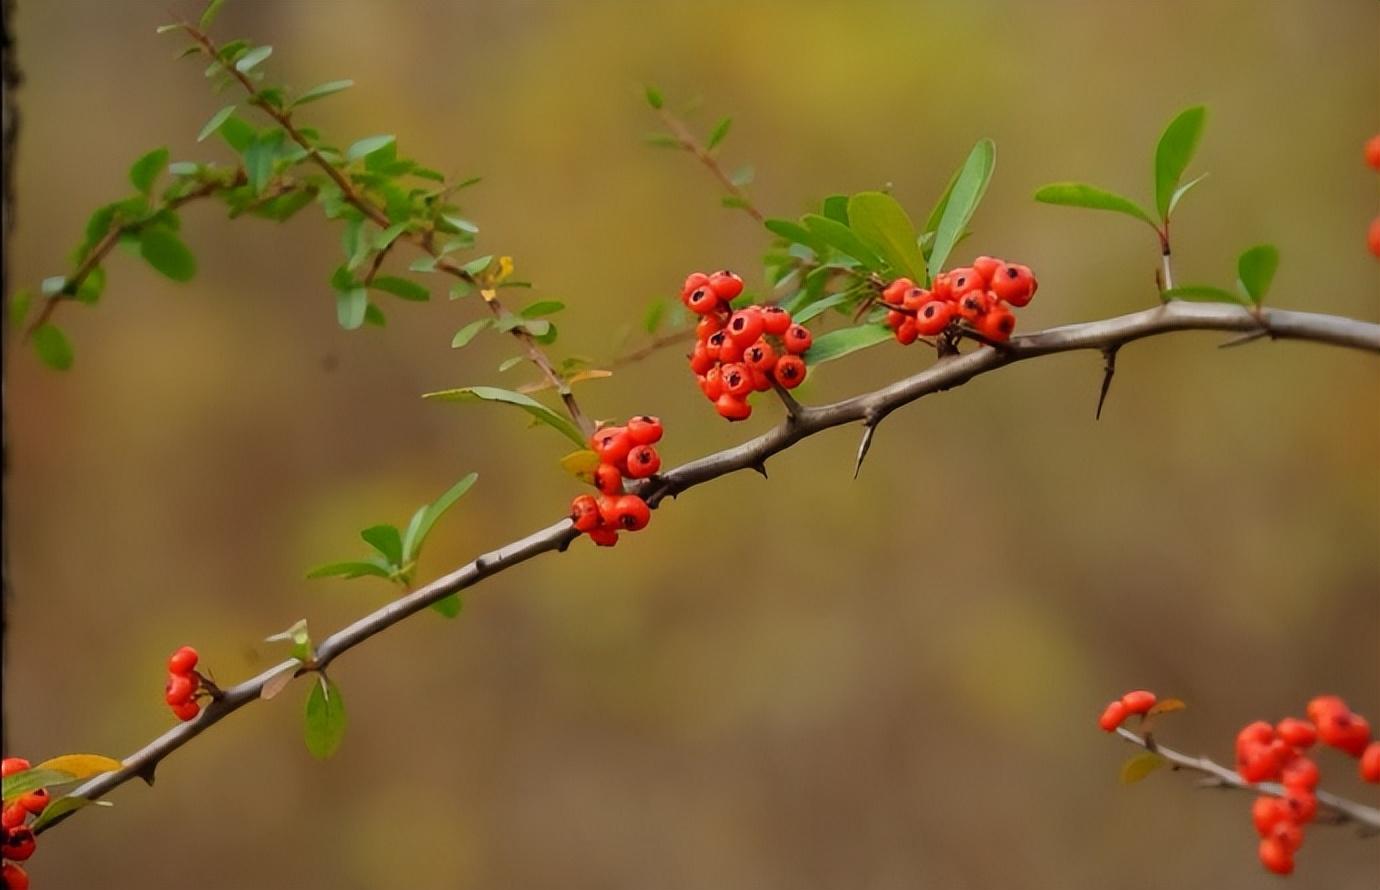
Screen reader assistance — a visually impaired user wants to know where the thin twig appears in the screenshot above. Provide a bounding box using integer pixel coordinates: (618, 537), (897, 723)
(656, 106), (764, 224)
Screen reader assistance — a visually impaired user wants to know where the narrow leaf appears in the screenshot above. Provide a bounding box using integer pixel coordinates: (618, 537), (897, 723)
(791, 292), (853, 324)
(31, 795), (112, 831)
(370, 275), (430, 302)
(293, 79), (354, 107)
(200, 0), (227, 30)
(1033, 182), (1158, 229)
(451, 318), (491, 348)
(360, 524), (403, 567)
(304, 675), (347, 759)
(335, 287), (368, 330)
(243, 129), (284, 195)
(559, 449), (600, 484)
(3, 768), (77, 802)
(234, 45), (272, 73)
(801, 214), (883, 270)
(1166, 172), (1208, 218)
(929, 138), (995, 276)
(431, 594), (463, 618)
(34, 755), (122, 780)
(802, 323), (892, 365)
(764, 218), (830, 257)
(403, 472), (479, 562)
(1154, 105), (1207, 221)
(1236, 244), (1279, 306)
(644, 85), (664, 109)
(306, 560), (393, 581)
(346, 134), (396, 162)
(1120, 751), (1166, 785)
(33, 324), (74, 371)
(421, 386), (585, 447)
(847, 191), (927, 282)
(707, 116), (732, 150)
(1146, 698), (1187, 718)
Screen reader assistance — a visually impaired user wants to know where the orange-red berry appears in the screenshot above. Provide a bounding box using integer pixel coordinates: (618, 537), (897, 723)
(626, 415), (663, 445)
(1282, 786), (1317, 824)
(2, 863), (29, 890)
(612, 495), (651, 532)
(681, 272), (711, 300)
(914, 300), (953, 336)
(783, 324), (812, 354)
(1120, 690), (1157, 715)
(0, 758), (30, 779)
(1252, 796), (1290, 837)
(1306, 695), (1347, 723)
(625, 445), (661, 478)
(744, 339), (777, 373)
(1369, 215), (1380, 259)
(165, 673), (196, 707)
(930, 272), (953, 302)
(587, 526), (619, 547)
(708, 269), (744, 300)
(1098, 700), (1128, 732)
(882, 277), (914, 305)
(168, 646), (199, 675)
(591, 426), (632, 466)
(1236, 721), (1275, 758)
(1361, 741), (1380, 782)
(956, 290), (993, 322)
(1317, 709), (1371, 757)
(727, 308), (765, 346)
(947, 267), (985, 299)
(1280, 755), (1319, 791)
(761, 305), (792, 336)
(715, 393), (751, 421)
(990, 262), (1037, 306)
(172, 699), (201, 722)
(971, 255), (1001, 284)
(1257, 837), (1294, 875)
(977, 305), (1016, 341)
(1366, 134), (1380, 172)
(593, 462), (624, 496)
(773, 355), (807, 389)
(17, 789), (46, 817)
(1276, 718), (1316, 749)
(4, 826), (36, 861)
(570, 495), (601, 533)
(721, 363), (753, 398)
(1, 804), (26, 829)
(894, 318), (919, 345)
(699, 367), (723, 401)
(686, 286), (720, 315)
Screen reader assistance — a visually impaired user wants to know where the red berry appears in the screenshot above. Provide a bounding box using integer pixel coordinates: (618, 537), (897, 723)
(715, 393), (752, 421)
(894, 318), (919, 345)
(695, 315), (723, 340)
(17, 789), (46, 817)
(689, 341), (716, 375)
(4, 826), (35, 861)
(1280, 755), (1318, 791)
(914, 300), (953, 336)
(165, 673), (196, 707)
(699, 367), (724, 401)
(681, 271), (711, 300)
(612, 495), (651, 532)
(0, 758), (30, 779)
(1317, 709), (1371, 757)
(930, 272), (953, 302)
(1276, 718), (1316, 749)
(773, 355), (807, 389)
(1, 804), (26, 829)
(900, 287), (930, 312)
(168, 646), (199, 675)
(783, 324), (812, 354)
(2, 863), (29, 890)
(990, 262), (1037, 306)
(1366, 134), (1380, 172)
(593, 462), (624, 497)
(881, 277), (914, 305)
(708, 269), (744, 300)
(947, 267), (984, 299)
(1361, 741), (1380, 782)
(1238, 743), (1285, 783)
(570, 494), (601, 533)
(1369, 215), (1380, 259)
(957, 290), (993, 322)
(626, 415), (663, 445)
(1305, 695), (1347, 723)
(1268, 819), (1304, 853)
(1283, 786), (1316, 824)
(971, 255), (1001, 283)
(587, 526), (619, 547)
(1119, 690), (1157, 715)
(743, 338), (778, 373)
(1098, 700), (1128, 732)
(172, 699), (201, 722)
(721, 363), (753, 398)
(977, 305), (1016, 341)
(685, 286), (720, 315)
(761, 305), (792, 336)
(748, 364), (773, 392)
(591, 426), (632, 466)
(625, 445), (661, 478)
(1252, 796), (1290, 837)
(727, 308), (765, 346)
(1237, 720), (1275, 758)
(709, 330), (743, 363)
(1257, 838), (1294, 875)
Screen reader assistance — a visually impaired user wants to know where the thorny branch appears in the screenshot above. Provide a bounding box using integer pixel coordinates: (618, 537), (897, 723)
(34, 299), (1380, 834)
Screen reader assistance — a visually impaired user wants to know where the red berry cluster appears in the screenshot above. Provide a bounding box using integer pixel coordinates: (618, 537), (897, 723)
(682, 270), (811, 421)
(569, 416), (661, 547)
(1097, 688), (1159, 731)
(881, 256), (1037, 345)
(164, 646), (204, 722)
(2, 757), (41, 889)
(1365, 134), (1380, 259)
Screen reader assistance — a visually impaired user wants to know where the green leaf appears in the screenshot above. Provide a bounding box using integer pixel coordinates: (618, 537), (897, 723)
(422, 386), (585, 447)
(360, 524), (403, 567)
(244, 129), (284, 195)
(304, 675), (347, 760)
(1236, 244), (1279, 306)
(451, 318), (491, 348)
(293, 79), (353, 106)
(792, 292), (853, 324)
(2, 768), (77, 802)
(346, 134), (396, 162)
(218, 115), (257, 154)
(1162, 284), (1247, 305)
(139, 227), (196, 281)
(200, 0), (227, 30)
(306, 560), (393, 581)
(802, 323), (892, 365)
(1033, 182), (1158, 229)
(1166, 172), (1208, 218)
(30, 795), (112, 831)
(234, 45), (272, 73)
(644, 85), (663, 109)
(75, 266), (105, 304)
(370, 275), (429, 302)
(496, 356), (525, 373)
(642, 299), (665, 334)
(929, 138), (995, 277)
(430, 594), (463, 618)
(373, 222), (409, 250)
(8, 288), (31, 328)
(764, 218), (829, 257)
(1120, 751), (1165, 785)
(402, 472), (478, 563)
(441, 214), (479, 235)
(821, 195), (849, 225)
(449, 280), (472, 300)
(32, 324), (74, 370)
(265, 619), (313, 663)
(801, 215), (883, 270)
(335, 287), (368, 330)
(1154, 105), (1207, 221)
(128, 147), (169, 194)
(363, 303), (386, 327)
(643, 132), (681, 149)
(847, 191), (927, 282)
(707, 116), (732, 150)
(520, 300), (565, 318)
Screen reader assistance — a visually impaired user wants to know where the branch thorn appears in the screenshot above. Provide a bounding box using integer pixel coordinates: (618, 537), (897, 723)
(1095, 345), (1120, 420)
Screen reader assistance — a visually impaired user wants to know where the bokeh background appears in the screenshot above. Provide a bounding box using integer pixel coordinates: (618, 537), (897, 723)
(6, 1), (1379, 887)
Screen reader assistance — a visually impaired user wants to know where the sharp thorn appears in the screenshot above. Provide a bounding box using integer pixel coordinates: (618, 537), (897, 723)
(135, 763), (157, 787)
(853, 423), (876, 479)
(1095, 345), (1120, 420)
(751, 462), (768, 479)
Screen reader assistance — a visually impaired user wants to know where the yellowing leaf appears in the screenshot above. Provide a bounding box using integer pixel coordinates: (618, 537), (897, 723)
(518, 369), (612, 394)
(1146, 698), (1187, 718)
(1119, 751), (1165, 785)
(36, 754), (122, 779)
(560, 449), (601, 484)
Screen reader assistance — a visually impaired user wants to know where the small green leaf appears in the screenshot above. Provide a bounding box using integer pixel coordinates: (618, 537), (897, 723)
(449, 280), (472, 300)
(422, 386), (585, 447)
(2, 768), (77, 802)
(346, 134), (396, 162)
(244, 129), (284, 195)
(520, 300), (565, 318)
(642, 299), (666, 334)
(129, 147), (169, 194)
(929, 138), (995, 277)
(791, 292), (853, 324)
(139, 227), (196, 281)
(847, 191), (927, 282)
(1166, 172), (1208, 218)
(363, 303), (386, 327)
(1033, 183), (1158, 229)
(801, 215), (883, 270)
(441, 214), (479, 234)
(1236, 244), (1279, 306)
(373, 222), (409, 250)
(401, 472), (478, 563)
(293, 79), (354, 106)
(30, 795), (112, 831)
(644, 85), (664, 109)
(304, 675), (347, 760)
(1162, 284), (1247, 305)
(1154, 105), (1207, 221)
(451, 318), (491, 348)
(496, 356), (525, 373)
(360, 524), (403, 567)
(8, 288), (31, 328)
(75, 266), (106, 304)
(802, 323), (892, 365)
(370, 275), (429, 302)
(335, 287), (368, 330)
(764, 218), (830, 257)
(431, 594), (463, 618)
(200, 0), (227, 30)
(234, 45), (272, 73)
(707, 116), (732, 150)
(218, 115), (257, 154)
(306, 560), (393, 581)
(1120, 751), (1165, 785)
(265, 619), (313, 663)
(32, 324), (74, 370)
(729, 165), (753, 187)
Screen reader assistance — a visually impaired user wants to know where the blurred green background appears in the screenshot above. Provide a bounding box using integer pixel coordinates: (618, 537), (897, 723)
(7, 1), (1379, 887)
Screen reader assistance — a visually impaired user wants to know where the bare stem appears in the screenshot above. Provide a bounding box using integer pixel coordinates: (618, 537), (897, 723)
(657, 107), (764, 224)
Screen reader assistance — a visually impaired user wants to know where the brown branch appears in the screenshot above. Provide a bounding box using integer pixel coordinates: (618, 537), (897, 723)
(1114, 727), (1380, 833)
(656, 106), (764, 224)
(33, 299), (1380, 834)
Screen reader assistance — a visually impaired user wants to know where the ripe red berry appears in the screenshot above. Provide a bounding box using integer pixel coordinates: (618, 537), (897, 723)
(570, 494), (601, 532)
(1236, 721), (1275, 757)
(947, 267), (985, 299)
(894, 318), (919, 345)
(626, 415), (663, 445)
(689, 341), (716, 375)
(708, 269), (744, 300)
(957, 290), (993, 322)
(930, 272), (953, 302)
(1366, 134), (1380, 172)
(17, 789), (47, 817)
(613, 495), (651, 532)
(625, 445), (661, 478)
(1119, 690), (1157, 715)
(593, 462), (624, 496)
(168, 646), (199, 675)
(721, 363), (753, 398)
(761, 305), (792, 336)
(744, 339), (777, 373)
(681, 271), (711, 300)
(727, 308), (765, 346)
(1317, 709), (1371, 757)
(783, 324), (812, 354)
(699, 367), (724, 400)
(0, 758), (30, 778)
(1268, 819), (1304, 853)
(1280, 755), (1318, 791)
(695, 315), (723, 340)
(1361, 741), (1380, 782)
(1276, 717), (1316, 749)
(773, 355), (807, 389)
(881, 277), (914, 305)
(1252, 795), (1290, 837)
(4, 826), (35, 861)
(587, 526), (619, 547)
(709, 330), (743, 363)
(748, 365), (773, 392)
(1, 804), (26, 829)
(1098, 700), (1128, 732)
(913, 300), (953, 336)
(1305, 695), (1347, 723)
(977, 305), (1016, 341)
(971, 255), (1000, 284)
(1369, 215), (1380, 259)
(990, 262), (1038, 306)
(1283, 786), (1317, 823)
(591, 426), (632, 466)
(900, 287), (930, 312)
(172, 699), (201, 722)
(1257, 838), (1294, 875)
(715, 393), (752, 421)
(686, 286), (720, 315)
(1, 863), (29, 890)
(165, 673), (197, 707)
(1238, 744), (1286, 783)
